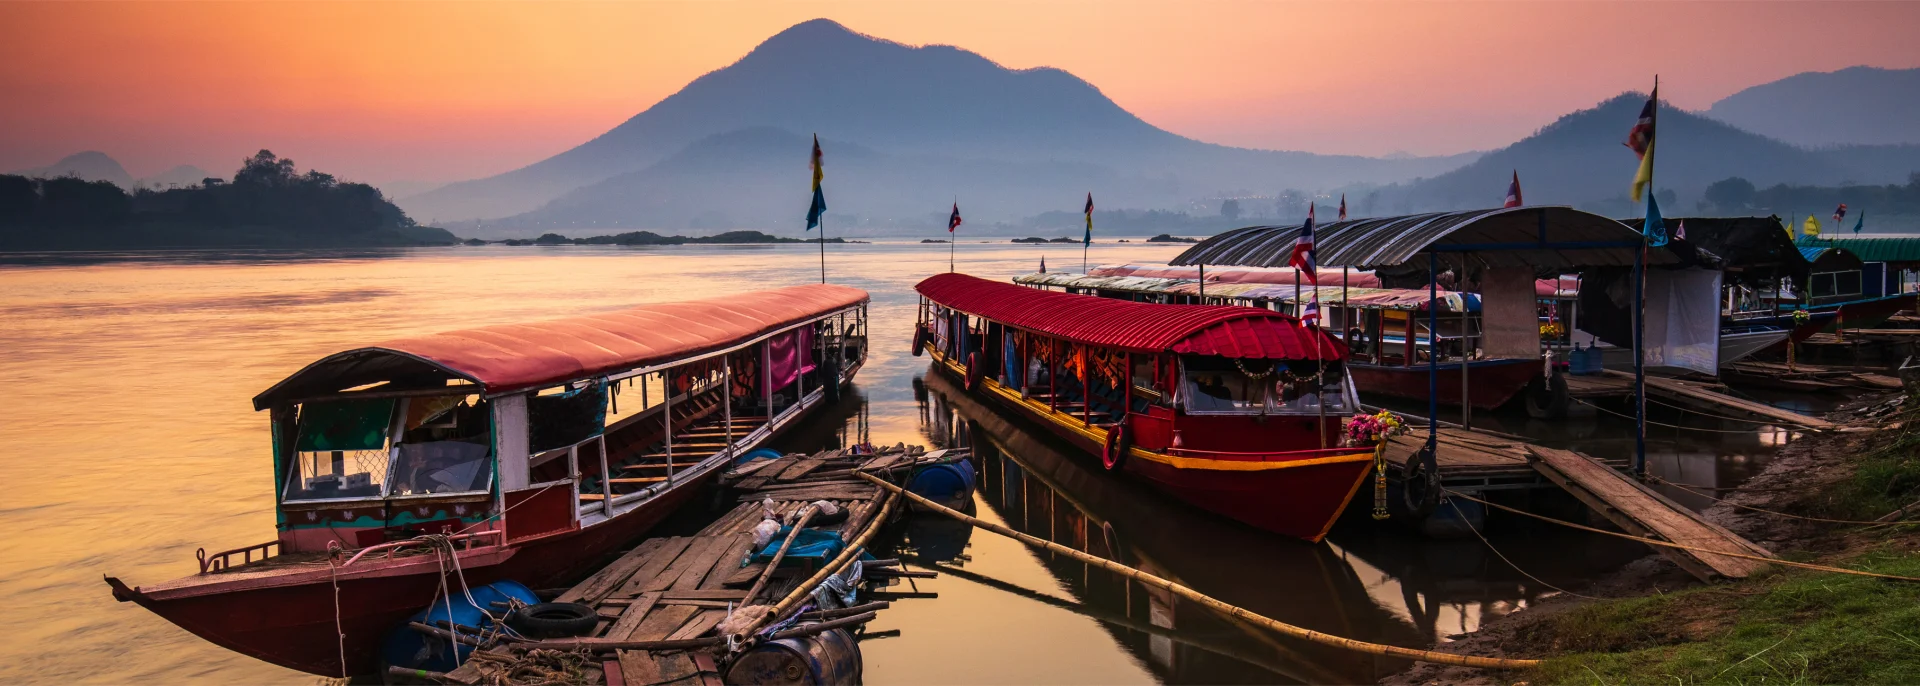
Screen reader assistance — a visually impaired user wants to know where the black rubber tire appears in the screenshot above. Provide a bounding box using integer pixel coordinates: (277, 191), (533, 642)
(911, 326), (926, 357)
(964, 352), (983, 390)
(1524, 370), (1570, 419)
(506, 602), (599, 639)
(1102, 424), (1132, 471)
(1400, 446), (1441, 520)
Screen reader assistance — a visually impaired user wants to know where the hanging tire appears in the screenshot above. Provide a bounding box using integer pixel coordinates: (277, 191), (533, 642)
(964, 352), (983, 390)
(506, 602), (598, 639)
(1102, 423), (1132, 471)
(1524, 370), (1570, 419)
(911, 326), (926, 357)
(1400, 446), (1441, 520)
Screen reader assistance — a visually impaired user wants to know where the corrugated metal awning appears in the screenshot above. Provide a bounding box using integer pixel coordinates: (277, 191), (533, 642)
(1171, 206), (1678, 270)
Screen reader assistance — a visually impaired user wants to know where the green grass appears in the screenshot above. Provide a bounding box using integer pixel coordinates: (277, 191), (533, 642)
(1806, 398), (1920, 521)
(1523, 548), (1920, 685)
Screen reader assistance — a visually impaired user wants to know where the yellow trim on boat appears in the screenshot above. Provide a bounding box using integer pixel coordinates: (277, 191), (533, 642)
(929, 351), (1373, 472)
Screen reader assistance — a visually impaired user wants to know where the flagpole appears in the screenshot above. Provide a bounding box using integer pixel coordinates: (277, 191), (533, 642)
(819, 216), (827, 284)
(1633, 75), (1656, 477)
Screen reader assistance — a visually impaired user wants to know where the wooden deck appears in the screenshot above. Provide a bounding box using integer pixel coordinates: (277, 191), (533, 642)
(1603, 370), (1836, 430)
(430, 447), (936, 685)
(1382, 426), (1628, 490)
(1526, 446), (1773, 582)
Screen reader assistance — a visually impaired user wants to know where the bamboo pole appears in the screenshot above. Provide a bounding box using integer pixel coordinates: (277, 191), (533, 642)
(855, 472), (1543, 670)
(763, 492), (898, 620)
(743, 506), (818, 604)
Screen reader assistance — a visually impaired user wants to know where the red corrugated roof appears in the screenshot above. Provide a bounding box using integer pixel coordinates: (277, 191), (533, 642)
(255, 284), (868, 407)
(915, 273), (1341, 360)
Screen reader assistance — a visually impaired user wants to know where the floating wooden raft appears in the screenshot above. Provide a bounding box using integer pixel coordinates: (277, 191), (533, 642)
(425, 446), (943, 686)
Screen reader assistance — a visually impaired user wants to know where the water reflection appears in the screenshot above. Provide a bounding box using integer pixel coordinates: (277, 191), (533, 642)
(912, 369), (1647, 683)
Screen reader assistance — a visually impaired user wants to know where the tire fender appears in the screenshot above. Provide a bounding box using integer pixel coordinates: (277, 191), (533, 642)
(1102, 423), (1132, 471)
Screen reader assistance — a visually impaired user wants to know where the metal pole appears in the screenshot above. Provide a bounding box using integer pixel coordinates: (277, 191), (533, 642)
(1342, 266), (1350, 348)
(1426, 251), (1439, 469)
(1633, 237), (1648, 476)
(1459, 257), (1471, 430)
(819, 217), (827, 284)
(723, 356), (734, 463)
(1198, 263), (1205, 301)
(662, 370), (674, 482)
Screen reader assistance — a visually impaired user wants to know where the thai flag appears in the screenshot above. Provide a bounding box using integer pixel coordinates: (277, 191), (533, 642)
(1338, 194), (1347, 221)
(1302, 294), (1321, 324)
(1504, 170), (1523, 208)
(1624, 97), (1655, 159)
(1833, 203), (1848, 222)
(1289, 203), (1317, 284)
(949, 202), (962, 232)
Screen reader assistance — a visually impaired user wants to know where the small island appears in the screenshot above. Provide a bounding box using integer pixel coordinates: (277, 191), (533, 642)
(0, 150), (455, 250)
(1145, 233), (1199, 243)
(921, 239), (950, 244)
(487, 230), (848, 246)
(1011, 236), (1083, 244)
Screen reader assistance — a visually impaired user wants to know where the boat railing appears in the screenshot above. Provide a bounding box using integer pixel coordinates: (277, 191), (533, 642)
(337, 529), (505, 567)
(1162, 445), (1366, 461)
(196, 540), (282, 574)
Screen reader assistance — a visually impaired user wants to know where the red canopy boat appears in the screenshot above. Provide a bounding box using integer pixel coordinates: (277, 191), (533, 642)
(106, 284), (869, 677)
(913, 273), (1371, 541)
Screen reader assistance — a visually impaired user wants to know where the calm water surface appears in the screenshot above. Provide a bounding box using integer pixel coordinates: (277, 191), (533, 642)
(0, 242), (1791, 683)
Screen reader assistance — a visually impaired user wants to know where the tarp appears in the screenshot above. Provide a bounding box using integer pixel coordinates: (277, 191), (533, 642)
(1480, 267), (1542, 360)
(917, 273), (1343, 360)
(1575, 268), (1721, 375)
(296, 398), (396, 452)
(764, 327), (814, 390)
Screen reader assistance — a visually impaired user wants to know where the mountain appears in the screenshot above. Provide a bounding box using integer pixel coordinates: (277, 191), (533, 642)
(1706, 67), (1920, 147)
(13, 151), (134, 189)
(1373, 93), (1920, 215)
(401, 19), (1474, 223)
(136, 165), (215, 189)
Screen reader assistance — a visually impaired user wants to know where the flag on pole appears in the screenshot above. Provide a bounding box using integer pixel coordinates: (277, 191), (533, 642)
(1039, 256), (1047, 273)
(1289, 203), (1318, 284)
(1302, 294), (1321, 324)
(1082, 193), (1094, 246)
(1804, 215), (1822, 237)
(1504, 170), (1524, 208)
(1644, 192), (1667, 248)
(1338, 194), (1347, 221)
(948, 202), (962, 232)
(1675, 219), (1687, 241)
(806, 134), (826, 230)
(1625, 86), (1658, 202)
(1854, 211), (1865, 235)
(1833, 203), (1848, 223)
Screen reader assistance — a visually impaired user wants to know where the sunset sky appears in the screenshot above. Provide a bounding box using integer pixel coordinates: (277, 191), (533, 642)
(4, 1), (1917, 186)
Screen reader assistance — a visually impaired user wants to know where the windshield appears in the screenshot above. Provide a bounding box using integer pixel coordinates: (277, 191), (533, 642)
(1181, 357), (1348, 415)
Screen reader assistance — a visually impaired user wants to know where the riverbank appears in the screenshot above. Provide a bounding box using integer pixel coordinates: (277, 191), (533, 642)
(1387, 390), (1920, 685)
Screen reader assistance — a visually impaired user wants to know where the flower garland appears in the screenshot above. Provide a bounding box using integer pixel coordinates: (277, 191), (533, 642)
(1343, 409), (1409, 448)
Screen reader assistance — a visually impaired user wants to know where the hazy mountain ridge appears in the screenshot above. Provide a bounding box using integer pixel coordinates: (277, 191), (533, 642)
(401, 19), (1480, 224)
(1706, 67), (1920, 148)
(12, 151), (135, 189)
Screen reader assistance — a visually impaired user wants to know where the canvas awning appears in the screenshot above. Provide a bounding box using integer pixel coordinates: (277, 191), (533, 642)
(1171, 206), (1678, 272)
(917, 273), (1342, 360)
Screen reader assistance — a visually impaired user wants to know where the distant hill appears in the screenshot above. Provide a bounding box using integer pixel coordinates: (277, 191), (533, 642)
(13, 151), (135, 189)
(1368, 93), (1920, 215)
(402, 19), (1475, 223)
(1706, 67), (1920, 147)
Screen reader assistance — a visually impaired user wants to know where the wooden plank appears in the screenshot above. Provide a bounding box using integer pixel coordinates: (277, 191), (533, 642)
(609, 477), (670, 484)
(660, 589), (749, 601)
(777, 457), (828, 481)
(700, 533), (756, 590)
(626, 604), (700, 641)
(639, 536), (728, 593)
(666, 610), (727, 641)
(1603, 370), (1834, 429)
(618, 650), (662, 686)
(558, 537), (671, 604)
(669, 535), (739, 591)
(1527, 447), (1770, 581)
(613, 537), (695, 597)
(603, 592), (663, 640)
(657, 599), (736, 609)
(722, 562), (768, 588)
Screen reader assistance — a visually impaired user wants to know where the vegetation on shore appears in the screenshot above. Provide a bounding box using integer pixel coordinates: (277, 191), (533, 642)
(0, 150), (454, 250)
(486, 230), (849, 246)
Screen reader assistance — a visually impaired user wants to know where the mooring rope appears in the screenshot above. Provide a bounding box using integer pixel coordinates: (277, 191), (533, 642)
(1445, 499), (1613, 601)
(1646, 474), (1910, 527)
(857, 472), (1543, 669)
(1570, 397), (1812, 433)
(1442, 490), (1920, 583)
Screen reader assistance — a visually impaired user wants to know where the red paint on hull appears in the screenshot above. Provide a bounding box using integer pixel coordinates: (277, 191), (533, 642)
(1347, 359), (1539, 410)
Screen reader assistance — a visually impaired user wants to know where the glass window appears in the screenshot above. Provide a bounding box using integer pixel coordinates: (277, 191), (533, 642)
(285, 398), (396, 501)
(388, 395), (494, 496)
(1181, 357), (1348, 415)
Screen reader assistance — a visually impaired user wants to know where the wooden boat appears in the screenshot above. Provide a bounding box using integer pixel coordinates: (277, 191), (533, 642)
(105, 284), (870, 677)
(914, 273), (1372, 542)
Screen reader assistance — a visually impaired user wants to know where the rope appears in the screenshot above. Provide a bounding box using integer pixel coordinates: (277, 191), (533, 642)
(327, 542), (348, 679)
(858, 472), (1543, 669)
(1445, 499), (1612, 600)
(1647, 474), (1909, 527)
(1571, 397), (1808, 434)
(1442, 490), (1920, 583)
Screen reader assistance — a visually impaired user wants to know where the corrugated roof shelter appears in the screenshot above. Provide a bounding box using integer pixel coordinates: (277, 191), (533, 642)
(918, 273), (1342, 360)
(254, 284), (870, 409)
(1799, 235), (1920, 266)
(1172, 206), (1678, 272)
(1623, 216), (1806, 284)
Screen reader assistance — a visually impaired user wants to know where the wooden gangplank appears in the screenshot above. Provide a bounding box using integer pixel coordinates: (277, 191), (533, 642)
(1526, 446), (1773, 582)
(1383, 425), (1630, 487)
(1601, 370), (1836, 430)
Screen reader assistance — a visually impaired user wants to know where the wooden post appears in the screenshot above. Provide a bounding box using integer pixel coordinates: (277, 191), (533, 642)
(598, 436), (613, 507)
(662, 370), (674, 482)
(723, 356), (734, 462)
(1080, 347), (1091, 427)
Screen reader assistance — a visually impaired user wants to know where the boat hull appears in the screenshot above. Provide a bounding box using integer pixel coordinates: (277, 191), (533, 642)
(927, 351), (1371, 542)
(1346, 358), (1538, 410)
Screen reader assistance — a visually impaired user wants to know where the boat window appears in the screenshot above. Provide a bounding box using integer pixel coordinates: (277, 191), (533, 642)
(1180, 357), (1348, 415)
(529, 381), (609, 453)
(284, 398), (397, 502)
(387, 395), (494, 496)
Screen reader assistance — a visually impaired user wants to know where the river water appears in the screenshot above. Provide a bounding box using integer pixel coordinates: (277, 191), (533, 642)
(0, 243), (1796, 683)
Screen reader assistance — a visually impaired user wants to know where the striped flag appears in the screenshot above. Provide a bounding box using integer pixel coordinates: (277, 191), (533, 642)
(1289, 203), (1317, 284)
(1083, 193), (1094, 246)
(1302, 294), (1321, 324)
(1625, 84), (1658, 202)
(949, 202), (962, 232)
(1338, 194), (1347, 221)
(1504, 170), (1523, 208)
(1833, 203), (1848, 223)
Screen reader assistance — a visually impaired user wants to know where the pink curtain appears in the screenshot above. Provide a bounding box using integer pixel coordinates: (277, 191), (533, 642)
(763, 327), (815, 390)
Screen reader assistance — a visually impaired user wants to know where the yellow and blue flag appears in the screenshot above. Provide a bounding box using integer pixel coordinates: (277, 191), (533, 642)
(806, 134), (826, 230)
(1082, 193), (1094, 246)
(1625, 84), (1657, 202)
(1804, 214), (1821, 237)
(1644, 192), (1667, 248)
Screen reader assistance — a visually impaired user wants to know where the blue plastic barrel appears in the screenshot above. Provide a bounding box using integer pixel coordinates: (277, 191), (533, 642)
(381, 580), (538, 672)
(906, 462), (976, 505)
(735, 448), (785, 467)
(723, 627), (862, 685)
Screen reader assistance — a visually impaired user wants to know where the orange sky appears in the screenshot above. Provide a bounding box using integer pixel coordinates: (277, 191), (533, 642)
(4, 1), (1917, 185)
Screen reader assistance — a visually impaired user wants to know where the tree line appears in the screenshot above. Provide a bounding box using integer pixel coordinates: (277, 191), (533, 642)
(1703, 172), (1920, 219)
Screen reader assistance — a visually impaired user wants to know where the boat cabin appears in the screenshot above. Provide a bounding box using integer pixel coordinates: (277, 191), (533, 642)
(248, 285), (869, 557)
